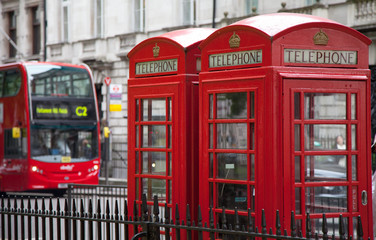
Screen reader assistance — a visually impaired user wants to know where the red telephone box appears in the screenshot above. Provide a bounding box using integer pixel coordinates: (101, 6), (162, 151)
(127, 28), (215, 225)
(198, 13), (373, 238)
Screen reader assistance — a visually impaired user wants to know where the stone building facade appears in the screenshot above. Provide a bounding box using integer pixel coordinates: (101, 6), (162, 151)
(1, 0), (376, 179)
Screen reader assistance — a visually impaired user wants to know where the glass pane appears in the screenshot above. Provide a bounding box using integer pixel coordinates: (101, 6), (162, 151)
(135, 151), (139, 173)
(168, 125), (172, 148)
(136, 99), (139, 121)
(352, 186), (358, 212)
(168, 152), (172, 176)
(250, 92), (255, 119)
(250, 123), (255, 150)
(308, 217), (348, 237)
(351, 93), (356, 120)
(304, 124), (346, 150)
(352, 155), (357, 181)
(305, 186), (347, 213)
(217, 153), (247, 180)
(135, 125), (139, 148)
(295, 124), (300, 151)
(305, 155), (347, 182)
(216, 92), (247, 119)
(135, 178), (139, 200)
(294, 92), (301, 119)
(168, 97), (172, 121)
(142, 98), (166, 121)
(209, 124), (213, 149)
(209, 94), (213, 119)
(295, 156), (301, 182)
(168, 180), (172, 203)
(304, 93), (346, 120)
(217, 123), (247, 149)
(142, 151), (166, 175)
(217, 183), (247, 210)
(209, 182), (213, 207)
(209, 153), (213, 178)
(295, 188), (301, 214)
(351, 125), (357, 150)
(250, 154), (255, 181)
(142, 125), (166, 148)
(142, 178), (166, 202)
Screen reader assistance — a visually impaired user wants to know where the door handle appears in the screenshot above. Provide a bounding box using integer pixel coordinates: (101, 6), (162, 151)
(361, 190), (367, 206)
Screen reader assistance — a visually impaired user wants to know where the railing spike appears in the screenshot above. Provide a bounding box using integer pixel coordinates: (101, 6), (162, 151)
(291, 211), (296, 237)
(133, 200), (138, 221)
(165, 202), (170, 224)
(97, 199), (101, 219)
(357, 216), (364, 240)
(222, 206), (227, 230)
(141, 194), (148, 221)
(261, 209), (267, 234)
(339, 215), (345, 240)
(186, 204), (191, 226)
(322, 213), (328, 240)
(306, 213), (312, 239)
(124, 200), (128, 220)
(198, 205), (202, 228)
(153, 195), (159, 223)
(248, 208), (253, 233)
(235, 207), (241, 231)
(276, 210), (281, 235)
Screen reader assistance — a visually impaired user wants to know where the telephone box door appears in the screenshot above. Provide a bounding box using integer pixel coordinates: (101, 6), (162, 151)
(201, 78), (265, 228)
(283, 79), (371, 237)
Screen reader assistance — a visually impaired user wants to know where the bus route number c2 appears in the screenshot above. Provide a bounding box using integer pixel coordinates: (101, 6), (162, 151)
(76, 106), (88, 117)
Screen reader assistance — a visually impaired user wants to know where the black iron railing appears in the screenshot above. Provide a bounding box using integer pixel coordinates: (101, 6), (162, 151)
(0, 193), (368, 240)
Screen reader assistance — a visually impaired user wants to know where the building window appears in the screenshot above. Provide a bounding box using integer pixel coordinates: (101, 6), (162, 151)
(95, 0), (103, 37)
(134, 0), (145, 32)
(62, 0), (70, 42)
(305, 0), (315, 6)
(31, 7), (41, 55)
(8, 11), (17, 58)
(245, 0), (258, 15)
(183, 0), (195, 26)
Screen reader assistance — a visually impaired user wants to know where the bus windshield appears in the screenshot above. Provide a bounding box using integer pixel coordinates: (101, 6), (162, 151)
(30, 125), (98, 163)
(26, 64), (93, 97)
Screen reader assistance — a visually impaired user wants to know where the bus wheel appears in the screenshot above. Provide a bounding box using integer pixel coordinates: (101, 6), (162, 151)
(52, 189), (66, 198)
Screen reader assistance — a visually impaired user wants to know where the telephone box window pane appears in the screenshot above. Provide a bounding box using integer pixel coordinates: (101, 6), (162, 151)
(250, 92), (255, 119)
(209, 124), (213, 149)
(217, 153), (247, 180)
(168, 97), (172, 121)
(351, 94), (356, 120)
(135, 151), (139, 173)
(250, 154), (255, 181)
(352, 155), (357, 181)
(136, 99), (139, 121)
(142, 178), (166, 203)
(294, 92), (301, 119)
(295, 187), (301, 214)
(352, 186), (358, 212)
(142, 98), (166, 121)
(304, 124), (346, 150)
(250, 186), (255, 211)
(209, 182), (213, 207)
(217, 183), (247, 210)
(304, 93), (346, 120)
(209, 153), (213, 178)
(209, 94), (213, 119)
(217, 123), (247, 149)
(136, 125), (139, 148)
(305, 186), (347, 213)
(250, 123), (255, 150)
(305, 155), (347, 182)
(168, 125), (172, 148)
(295, 156), (301, 182)
(168, 152), (172, 176)
(168, 180), (172, 203)
(142, 125), (166, 148)
(216, 92), (247, 119)
(135, 178), (139, 200)
(351, 125), (357, 150)
(142, 151), (166, 175)
(295, 125), (300, 151)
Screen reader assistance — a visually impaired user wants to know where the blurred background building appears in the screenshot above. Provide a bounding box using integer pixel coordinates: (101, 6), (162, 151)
(0, 0), (376, 181)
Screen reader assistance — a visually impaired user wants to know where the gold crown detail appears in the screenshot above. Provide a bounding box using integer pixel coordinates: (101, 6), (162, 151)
(313, 29), (329, 46)
(153, 43), (160, 57)
(229, 32), (240, 48)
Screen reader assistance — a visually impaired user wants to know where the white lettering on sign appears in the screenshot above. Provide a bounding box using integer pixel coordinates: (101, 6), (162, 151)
(284, 49), (357, 65)
(135, 58), (178, 75)
(209, 49), (262, 68)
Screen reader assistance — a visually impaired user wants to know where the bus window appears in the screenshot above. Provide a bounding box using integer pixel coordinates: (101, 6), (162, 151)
(3, 69), (21, 97)
(0, 72), (4, 97)
(4, 128), (26, 159)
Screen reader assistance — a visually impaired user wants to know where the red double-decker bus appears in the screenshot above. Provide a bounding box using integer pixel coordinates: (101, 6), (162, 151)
(0, 62), (101, 196)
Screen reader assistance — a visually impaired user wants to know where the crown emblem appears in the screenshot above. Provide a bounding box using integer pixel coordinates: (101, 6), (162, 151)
(229, 32), (240, 48)
(313, 29), (329, 45)
(153, 43), (160, 57)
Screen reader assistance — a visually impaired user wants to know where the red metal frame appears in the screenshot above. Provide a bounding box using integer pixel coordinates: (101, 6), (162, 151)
(0, 62), (101, 193)
(199, 13), (373, 238)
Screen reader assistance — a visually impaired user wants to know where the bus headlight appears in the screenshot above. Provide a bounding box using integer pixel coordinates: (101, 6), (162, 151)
(94, 165), (99, 170)
(31, 166), (38, 172)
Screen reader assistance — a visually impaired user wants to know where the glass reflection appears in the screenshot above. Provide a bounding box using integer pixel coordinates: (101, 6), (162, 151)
(142, 178), (166, 202)
(142, 151), (166, 175)
(305, 186), (347, 213)
(305, 155), (347, 182)
(142, 98), (166, 121)
(217, 123), (247, 149)
(216, 92), (247, 119)
(217, 183), (248, 210)
(304, 124), (346, 151)
(217, 153), (247, 180)
(304, 93), (346, 120)
(142, 125), (166, 148)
